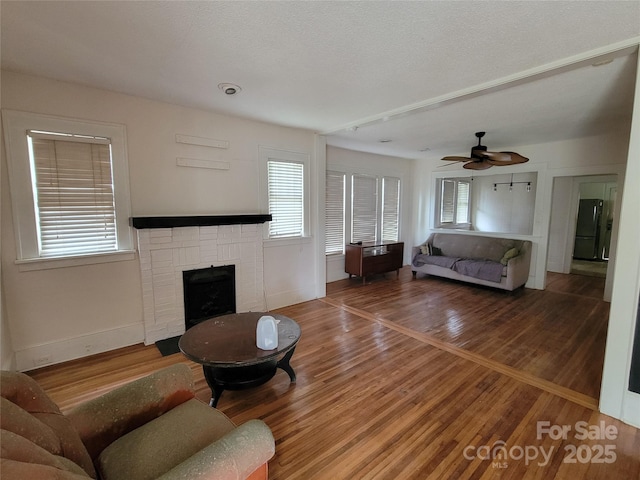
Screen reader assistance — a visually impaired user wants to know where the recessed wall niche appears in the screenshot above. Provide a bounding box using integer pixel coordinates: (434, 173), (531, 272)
(436, 172), (537, 235)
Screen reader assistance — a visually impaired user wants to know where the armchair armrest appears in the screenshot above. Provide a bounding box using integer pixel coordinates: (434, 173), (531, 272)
(67, 364), (196, 460)
(157, 419), (275, 480)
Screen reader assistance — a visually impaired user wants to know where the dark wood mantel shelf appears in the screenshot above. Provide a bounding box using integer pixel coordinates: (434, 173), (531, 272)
(131, 214), (272, 229)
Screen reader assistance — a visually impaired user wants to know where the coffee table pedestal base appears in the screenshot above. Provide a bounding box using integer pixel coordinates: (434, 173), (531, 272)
(203, 348), (297, 407)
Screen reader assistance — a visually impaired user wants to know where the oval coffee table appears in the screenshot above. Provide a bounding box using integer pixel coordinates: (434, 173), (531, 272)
(179, 312), (301, 407)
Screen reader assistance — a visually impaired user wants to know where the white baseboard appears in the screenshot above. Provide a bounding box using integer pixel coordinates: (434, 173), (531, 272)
(326, 254), (349, 283)
(16, 323), (145, 372)
(265, 288), (316, 311)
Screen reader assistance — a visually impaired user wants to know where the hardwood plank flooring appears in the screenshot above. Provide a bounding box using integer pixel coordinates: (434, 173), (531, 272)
(326, 268), (609, 400)
(27, 268), (639, 479)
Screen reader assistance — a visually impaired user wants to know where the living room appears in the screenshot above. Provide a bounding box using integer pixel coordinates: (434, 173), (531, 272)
(1, 2), (640, 478)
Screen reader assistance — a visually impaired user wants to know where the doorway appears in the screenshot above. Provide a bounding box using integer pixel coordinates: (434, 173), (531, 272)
(570, 179), (617, 279)
(547, 174), (619, 300)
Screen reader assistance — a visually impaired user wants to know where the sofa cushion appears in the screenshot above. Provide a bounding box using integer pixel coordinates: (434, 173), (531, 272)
(431, 233), (514, 263)
(97, 398), (236, 480)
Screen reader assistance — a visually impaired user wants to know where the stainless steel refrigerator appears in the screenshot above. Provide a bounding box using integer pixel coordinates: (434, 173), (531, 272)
(573, 199), (603, 260)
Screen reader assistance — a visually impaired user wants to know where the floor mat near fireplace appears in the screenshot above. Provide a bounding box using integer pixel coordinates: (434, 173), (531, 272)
(155, 336), (181, 356)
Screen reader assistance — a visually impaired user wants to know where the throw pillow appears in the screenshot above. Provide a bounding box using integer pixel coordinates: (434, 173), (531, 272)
(420, 244), (432, 255)
(500, 247), (520, 265)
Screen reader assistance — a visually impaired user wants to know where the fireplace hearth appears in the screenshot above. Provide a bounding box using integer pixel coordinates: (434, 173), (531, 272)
(183, 265), (236, 330)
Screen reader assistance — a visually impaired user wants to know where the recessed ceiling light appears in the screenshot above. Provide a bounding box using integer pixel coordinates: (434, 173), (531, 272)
(218, 83), (242, 95)
(419, 147), (431, 152)
(379, 139), (392, 143)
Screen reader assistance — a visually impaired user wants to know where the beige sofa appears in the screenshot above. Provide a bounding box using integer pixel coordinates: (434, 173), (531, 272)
(0, 364), (275, 480)
(412, 232), (531, 291)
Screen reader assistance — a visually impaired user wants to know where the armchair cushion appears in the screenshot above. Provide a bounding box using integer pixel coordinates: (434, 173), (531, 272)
(0, 459), (91, 480)
(1, 429), (90, 478)
(0, 371), (96, 478)
(97, 398), (236, 480)
(67, 364), (196, 461)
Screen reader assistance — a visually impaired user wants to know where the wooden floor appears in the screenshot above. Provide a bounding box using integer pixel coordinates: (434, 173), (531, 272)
(29, 268), (639, 479)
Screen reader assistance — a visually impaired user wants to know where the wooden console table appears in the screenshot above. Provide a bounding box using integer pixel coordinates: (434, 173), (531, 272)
(345, 241), (404, 284)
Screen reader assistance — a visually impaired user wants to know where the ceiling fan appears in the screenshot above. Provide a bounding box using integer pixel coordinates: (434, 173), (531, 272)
(441, 132), (529, 170)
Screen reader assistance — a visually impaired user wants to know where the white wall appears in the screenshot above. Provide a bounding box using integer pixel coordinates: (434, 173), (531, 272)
(0, 147), (14, 369)
(472, 172), (537, 234)
(1, 70), (317, 370)
(325, 146), (415, 283)
(600, 52), (640, 428)
(547, 176), (573, 273)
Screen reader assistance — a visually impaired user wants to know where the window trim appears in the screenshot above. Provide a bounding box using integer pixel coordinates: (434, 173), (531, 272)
(2, 110), (133, 268)
(259, 146), (310, 240)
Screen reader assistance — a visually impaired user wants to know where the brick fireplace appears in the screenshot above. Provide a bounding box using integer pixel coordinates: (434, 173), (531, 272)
(133, 215), (271, 345)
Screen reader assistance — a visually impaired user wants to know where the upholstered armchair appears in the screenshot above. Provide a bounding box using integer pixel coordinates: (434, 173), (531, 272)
(1, 363), (275, 479)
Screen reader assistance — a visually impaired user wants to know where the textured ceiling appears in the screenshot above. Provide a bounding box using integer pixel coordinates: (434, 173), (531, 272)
(2, 1), (639, 159)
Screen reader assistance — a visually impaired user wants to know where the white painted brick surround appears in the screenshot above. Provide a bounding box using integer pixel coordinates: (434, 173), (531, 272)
(136, 224), (265, 345)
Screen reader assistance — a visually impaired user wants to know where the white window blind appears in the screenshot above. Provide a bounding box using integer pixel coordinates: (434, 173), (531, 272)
(28, 132), (117, 258)
(382, 177), (400, 242)
(456, 180), (470, 224)
(441, 179), (455, 224)
(352, 174), (378, 243)
(325, 171), (345, 254)
(267, 160), (304, 238)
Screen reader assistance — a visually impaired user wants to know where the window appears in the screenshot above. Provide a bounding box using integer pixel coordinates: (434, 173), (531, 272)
(28, 131), (117, 257)
(324, 170), (401, 252)
(437, 178), (471, 227)
(325, 171), (345, 254)
(382, 177), (400, 242)
(267, 160), (304, 238)
(260, 147), (310, 240)
(2, 110), (133, 268)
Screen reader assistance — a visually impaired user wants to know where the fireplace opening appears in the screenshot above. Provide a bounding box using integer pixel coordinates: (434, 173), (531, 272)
(183, 265), (236, 330)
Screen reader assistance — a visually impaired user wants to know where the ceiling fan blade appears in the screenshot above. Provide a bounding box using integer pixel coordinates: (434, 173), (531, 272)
(438, 161), (463, 168)
(441, 156), (471, 162)
(463, 160), (492, 170)
(483, 151), (529, 165)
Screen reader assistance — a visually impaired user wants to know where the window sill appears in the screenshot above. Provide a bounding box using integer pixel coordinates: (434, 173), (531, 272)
(16, 250), (136, 271)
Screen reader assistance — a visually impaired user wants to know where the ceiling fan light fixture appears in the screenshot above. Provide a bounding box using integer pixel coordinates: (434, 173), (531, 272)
(441, 132), (529, 170)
